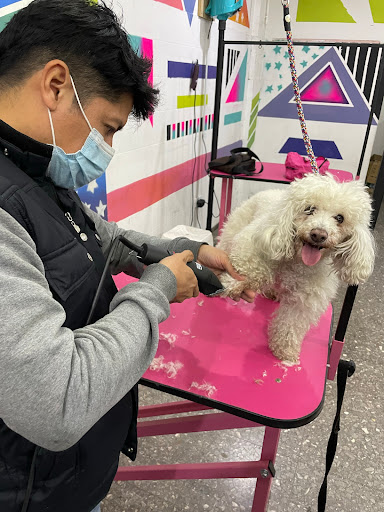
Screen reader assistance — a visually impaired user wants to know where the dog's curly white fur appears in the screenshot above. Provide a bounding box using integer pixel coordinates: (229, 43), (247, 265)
(218, 173), (375, 364)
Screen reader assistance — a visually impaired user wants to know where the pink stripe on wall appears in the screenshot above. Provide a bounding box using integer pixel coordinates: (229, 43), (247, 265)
(108, 154), (208, 222)
(141, 38), (154, 126)
(107, 140), (242, 223)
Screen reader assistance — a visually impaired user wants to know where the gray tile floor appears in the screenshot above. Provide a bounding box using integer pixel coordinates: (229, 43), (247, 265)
(102, 208), (384, 512)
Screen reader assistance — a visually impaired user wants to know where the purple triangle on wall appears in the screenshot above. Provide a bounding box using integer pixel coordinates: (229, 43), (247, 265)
(259, 48), (376, 125)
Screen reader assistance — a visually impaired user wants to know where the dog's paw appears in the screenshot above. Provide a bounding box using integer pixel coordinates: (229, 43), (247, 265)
(268, 333), (301, 365)
(219, 273), (247, 300)
(262, 289), (278, 301)
(280, 359), (300, 367)
(271, 348), (300, 365)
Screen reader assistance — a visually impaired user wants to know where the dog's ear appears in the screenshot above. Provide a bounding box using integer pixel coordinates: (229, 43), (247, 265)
(333, 225), (375, 284)
(257, 195), (297, 261)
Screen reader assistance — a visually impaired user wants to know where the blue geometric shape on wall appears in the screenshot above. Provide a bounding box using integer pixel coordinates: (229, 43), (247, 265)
(0, 0), (19, 7)
(183, 0), (196, 25)
(77, 173), (108, 221)
(259, 48), (376, 125)
(168, 61), (216, 79)
(224, 111), (242, 125)
(279, 138), (343, 159)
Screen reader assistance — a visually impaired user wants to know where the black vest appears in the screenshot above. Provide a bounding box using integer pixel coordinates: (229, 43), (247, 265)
(0, 138), (138, 512)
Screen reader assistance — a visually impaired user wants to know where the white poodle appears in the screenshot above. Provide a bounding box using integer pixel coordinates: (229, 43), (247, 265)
(218, 173), (375, 364)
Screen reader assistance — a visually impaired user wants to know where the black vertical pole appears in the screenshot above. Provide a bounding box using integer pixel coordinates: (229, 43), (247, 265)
(334, 46), (384, 341)
(356, 48), (384, 177)
(334, 285), (358, 342)
(206, 19), (226, 231)
(371, 147), (384, 228)
(335, 129), (384, 342)
(334, 149), (384, 342)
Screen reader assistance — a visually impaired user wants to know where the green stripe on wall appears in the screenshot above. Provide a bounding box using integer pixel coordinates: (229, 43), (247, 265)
(296, 0), (355, 22)
(249, 105), (259, 126)
(224, 111), (242, 125)
(0, 11), (17, 32)
(248, 131), (256, 149)
(369, 0), (384, 23)
(248, 116), (257, 139)
(177, 95), (208, 108)
(251, 92), (260, 111)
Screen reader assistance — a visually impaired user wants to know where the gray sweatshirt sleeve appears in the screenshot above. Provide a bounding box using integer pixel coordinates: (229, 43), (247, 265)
(0, 206), (177, 452)
(83, 205), (204, 276)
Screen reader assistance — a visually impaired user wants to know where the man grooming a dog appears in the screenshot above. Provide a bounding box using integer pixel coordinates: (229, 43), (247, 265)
(0, 2), (255, 511)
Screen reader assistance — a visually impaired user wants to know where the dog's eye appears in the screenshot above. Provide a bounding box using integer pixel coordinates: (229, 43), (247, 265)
(335, 214), (344, 224)
(304, 206), (316, 215)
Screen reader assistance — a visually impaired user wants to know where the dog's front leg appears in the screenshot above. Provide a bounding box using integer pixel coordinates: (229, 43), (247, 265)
(268, 299), (319, 364)
(219, 268), (271, 300)
(218, 272), (250, 299)
(219, 259), (273, 300)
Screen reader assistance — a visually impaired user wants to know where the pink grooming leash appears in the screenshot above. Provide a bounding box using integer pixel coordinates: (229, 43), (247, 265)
(282, 0), (320, 175)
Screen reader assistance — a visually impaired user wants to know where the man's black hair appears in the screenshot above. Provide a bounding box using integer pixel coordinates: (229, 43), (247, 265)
(0, 0), (158, 120)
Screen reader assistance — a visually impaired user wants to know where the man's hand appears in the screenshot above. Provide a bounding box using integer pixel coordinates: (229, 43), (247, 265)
(197, 245), (256, 303)
(159, 250), (199, 303)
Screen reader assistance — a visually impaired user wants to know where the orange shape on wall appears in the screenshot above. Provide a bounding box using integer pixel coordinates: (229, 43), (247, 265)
(229, 0), (249, 28)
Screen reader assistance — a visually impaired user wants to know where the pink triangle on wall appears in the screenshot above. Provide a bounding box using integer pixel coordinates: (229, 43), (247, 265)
(227, 75), (240, 103)
(155, 0), (183, 9)
(301, 65), (349, 105)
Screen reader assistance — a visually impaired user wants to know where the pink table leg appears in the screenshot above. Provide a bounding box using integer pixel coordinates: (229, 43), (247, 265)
(327, 338), (345, 381)
(139, 400), (211, 418)
(226, 178), (233, 218)
(116, 460), (269, 481)
(219, 178), (228, 234)
(252, 427), (280, 512)
(115, 405), (280, 510)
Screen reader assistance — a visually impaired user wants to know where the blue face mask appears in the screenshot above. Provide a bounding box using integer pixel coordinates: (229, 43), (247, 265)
(46, 76), (115, 189)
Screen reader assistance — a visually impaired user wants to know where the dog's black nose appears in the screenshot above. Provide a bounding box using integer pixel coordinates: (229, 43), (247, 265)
(310, 229), (328, 244)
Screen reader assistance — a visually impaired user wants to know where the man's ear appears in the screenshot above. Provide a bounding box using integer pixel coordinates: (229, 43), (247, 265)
(40, 60), (72, 111)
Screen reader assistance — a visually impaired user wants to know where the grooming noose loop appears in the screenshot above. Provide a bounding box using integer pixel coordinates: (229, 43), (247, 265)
(282, 1), (319, 174)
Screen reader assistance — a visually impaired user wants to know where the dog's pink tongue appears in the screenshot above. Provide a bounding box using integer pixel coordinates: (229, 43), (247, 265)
(301, 244), (322, 266)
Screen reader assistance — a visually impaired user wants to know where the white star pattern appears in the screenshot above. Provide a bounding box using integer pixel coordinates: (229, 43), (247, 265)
(77, 176), (107, 221)
(87, 180), (99, 194)
(96, 200), (107, 218)
(84, 203), (91, 210)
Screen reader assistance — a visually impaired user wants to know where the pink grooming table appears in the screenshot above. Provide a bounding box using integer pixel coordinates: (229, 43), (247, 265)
(113, 274), (336, 511)
(209, 164), (354, 232)
(114, 273), (332, 428)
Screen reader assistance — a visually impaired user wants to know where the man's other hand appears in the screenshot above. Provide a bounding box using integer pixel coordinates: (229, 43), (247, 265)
(159, 250), (199, 303)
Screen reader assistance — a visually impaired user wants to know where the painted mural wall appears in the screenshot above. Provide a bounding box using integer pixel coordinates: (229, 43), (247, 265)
(0, 0), (266, 235)
(251, 0), (384, 185)
(105, 0), (265, 235)
(2, 0), (381, 238)
(266, 0), (384, 42)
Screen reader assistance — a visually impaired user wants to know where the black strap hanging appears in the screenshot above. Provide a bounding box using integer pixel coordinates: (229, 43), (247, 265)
(208, 147), (264, 176)
(318, 359), (356, 511)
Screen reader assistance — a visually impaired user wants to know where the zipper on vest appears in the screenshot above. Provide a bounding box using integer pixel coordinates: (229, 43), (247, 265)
(64, 212), (81, 234)
(65, 212), (89, 242)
